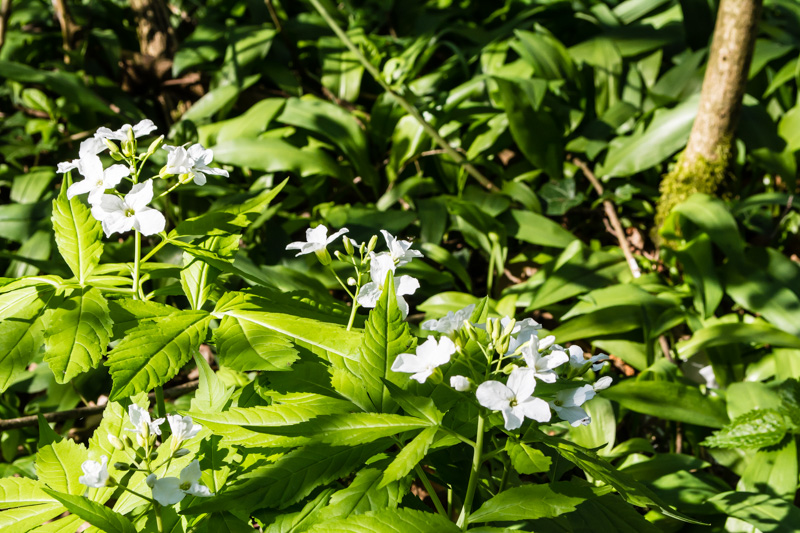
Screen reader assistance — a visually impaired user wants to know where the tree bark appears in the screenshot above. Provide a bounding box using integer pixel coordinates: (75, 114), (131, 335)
(130, 0), (174, 58)
(655, 0), (762, 232)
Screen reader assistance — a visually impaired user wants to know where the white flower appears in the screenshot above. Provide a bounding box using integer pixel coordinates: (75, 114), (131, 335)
(521, 339), (568, 383)
(79, 456), (109, 488)
(476, 368), (551, 430)
(593, 376), (613, 391)
(286, 225), (349, 256)
(391, 336), (455, 383)
(561, 346), (609, 372)
(538, 335), (556, 351)
(163, 143), (229, 186)
(57, 138), (108, 174)
(450, 375), (471, 391)
(91, 180), (166, 237)
(550, 385), (595, 427)
(96, 119), (157, 142)
(357, 252), (419, 318)
(380, 229), (423, 266)
(151, 460), (213, 506)
(167, 414), (201, 448)
(65, 154), (130, 205)
(421, 304), (475, 335)
(146, 474), (157, 488)
(125, 404), (164, 437)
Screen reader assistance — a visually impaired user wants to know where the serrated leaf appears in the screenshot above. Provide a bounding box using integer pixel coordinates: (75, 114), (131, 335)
(351, 273), (415, 413)
(381, 427), (438, 487)
(52, 178), (103, 284)
(214, 314), (299, 372)
(384, 381), (444, 424)
(0, 477), (55, 508)
(0, 503), (65, 530)
(506, 441), (552, 475)
(708, 491), (800, 533)
(305, 508), (459, 533)
(107, 298), (176, 338)
(469, 482), (598, 522)
(180, 234), (239, 311)
(189, 442), (391, 513)
(35, 439), (88, 495)
(28, 513), (84, 532)
(331, 367), (376, 412)
(106, 310), (211, 400)
(191, 352), (233, 413)
(323, 467), (405, 522)
(701, 409), (788, 449)
(252, 413), (431, 446)
(42, 287), (111, 383)
(263, 487), (336, 533)
(42, 488), (136, 533)
(207, 512), (253, 533)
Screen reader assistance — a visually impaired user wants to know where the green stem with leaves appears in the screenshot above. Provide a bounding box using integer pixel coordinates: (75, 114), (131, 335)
(457, 414), (485, 530)
(306, 0), (496, 192)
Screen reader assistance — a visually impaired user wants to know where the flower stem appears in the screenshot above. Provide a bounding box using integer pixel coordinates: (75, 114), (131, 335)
(155, 385), (169, 439)
(346, 270), (363, 331)
(133, 231), (143, 300)
(414, 464), (448, 519)
(154, 502), (164, 532)
(457, 414), (485, 530)
(121, 485), (155, 504)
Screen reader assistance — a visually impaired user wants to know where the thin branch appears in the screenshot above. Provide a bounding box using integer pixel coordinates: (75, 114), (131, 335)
(0, 380), (199, 431)
(0, 0), (11, 54)
(572, 156), (674, 362)
(307, 0), (497, 191)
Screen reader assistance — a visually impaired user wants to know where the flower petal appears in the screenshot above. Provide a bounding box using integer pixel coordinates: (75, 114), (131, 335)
(132, 119), (157, 137)
(476, 381), (514, 411)
(518, 397), (551, 423)
(133, 207), (166, 236)
(391, 352), (427, 374)
(152, 477), (185, 506)
(125, 180), (154, 211)
(103, 164), (131, 188)
(507, 368), (536, 401)
(180, 460), (203, 484)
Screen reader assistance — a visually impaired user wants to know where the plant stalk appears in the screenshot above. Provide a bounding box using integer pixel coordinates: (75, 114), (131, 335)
(133, 231), (142, 299)
(414, 464), (448, 518)
(307, 0), (496, 191)
(457, 414), (485, 529)
(155, 385), (168, 438)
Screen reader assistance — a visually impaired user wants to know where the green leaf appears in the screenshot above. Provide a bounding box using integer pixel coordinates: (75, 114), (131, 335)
(351, 273), (416, 412)
(107, 298), (176, 338)
(42, 287), (112, 383)
(565, 494), (662, 533)
(214, 314), (299, 372)
(180, 234), (239, 311)
(701, 409), (788, 449)
(381, 427), (438, 487)
(676, 321), (800, 358)
(35, 439), (88, 495)
(384, 381), (444, 424)
(540, 178), (586, 215)
(305, 508), (459, 533)
(106, 310), (211, 400)
(191, 442), (391, 513)
(0, 477), (55, 508)
(469, 482), (598, 522)
(42, 488), (136, 533)
(707, 491), (800, 533)
(602, 379), (729, 427)
(191, 353), (233, 413)
(52, 179), (103, 285)
(319, 467), (405, 523)
(278, 97), (378, 191)
(252, 413), (431, 446)
(206, 512), (254, 533)
(0, 503), (65, 531)
(506, 209), (577, 248)
(506, 441), (552, 475)
(319, 35), (364, 102)
(212, 138), (345, 179)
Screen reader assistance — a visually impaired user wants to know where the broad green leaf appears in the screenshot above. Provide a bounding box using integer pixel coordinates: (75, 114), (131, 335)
(42, 488), (136, 533)
(214, 314), (299, 372)
(319, 35), (364, 102)
(107, 298), (176, 338)
(677, 321), (800, 358)
(173, 179), (287, 237)
(191, 442), (391, 512)
(106, 310), (211, 400)
(42, 287), (112, 383)
(206, 512), (253, 533)
(0, 503), (65, 531)
(321, 467), (406, 524)
(723, 265), (800, 337)
(29, 513), (85, 533)
(469, 482), (598, 522)
(736, 438), (798, 503)
(598, 93), (700, 178)
(35, 439), (88, 495)
(212, 138), (345, 179)
(618, 454), (710, 482)
(52, 178), (103, 284)
(0, 477), (55, 508)
(506, 209), (577, 248)
(540, 178), (585, 215)
(565, 494), (661, 532)
(384, 381), (444, 424)
(278, 97), (377, 191)
(569, 397), (616, 455)
(512, 29), (577, 81)
(215, 292), (362, 364)
(506, 441), (552, 475)
(262, 487), (336, 533)
(550, 306), (643, 343)
(180, 234), (239, 311)
(305, 508), (459, 533)
(380, 427), (438, 487)
(562, 285), (675, 320)
(602, 379), (728, 427)
(191, 353), (234, 413)
(702, 409), (788, 449)
(352, 273), (415, 412)
(708, 491), (800, 533)
(662, 193), (745, 259)
(252, 413), (431, 446)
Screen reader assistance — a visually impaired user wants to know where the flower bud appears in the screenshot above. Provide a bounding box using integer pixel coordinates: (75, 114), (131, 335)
(145, 135), (164, 157)
(450, 375), (471, 391)
(343, 237), (355, 255)
(136, 434), (146, 448)
(347, 277), (357, 286)
(173, 448), (191, 458)
(113, 462), (131, 471)
(315, 248), (332, 266)
(145, 473), (157, 488)
(122, 139), (136, 158)
(123, 435), (134, 449)
(366, 235), (378, 254)
(108, 434), (124, 451)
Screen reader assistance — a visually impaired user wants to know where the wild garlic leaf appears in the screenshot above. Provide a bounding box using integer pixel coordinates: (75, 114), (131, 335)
(42, 287), (112, 383)
(52, 178), (103, 284)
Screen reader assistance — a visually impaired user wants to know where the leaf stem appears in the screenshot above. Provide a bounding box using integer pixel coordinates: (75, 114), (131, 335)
(141, 233), (170, 263)
(155, 385), (169, 438)
(306, 0), (496, 191)
(154, 502), (164, 532)
(415, 464), (448, 519)
(133, 231), (143, 300)
(346, 269), (363, 331)
(457, 414), (485, 530)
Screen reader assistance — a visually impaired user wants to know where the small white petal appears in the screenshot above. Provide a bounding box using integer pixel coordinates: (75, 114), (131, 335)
(152, 477), (185, 506)
(476, 381), (514, 411)
(180, 460), (203, 485)
(594, 376), (613, 391)
(450, 375), (471, 391)
(133, 207), (166, 236)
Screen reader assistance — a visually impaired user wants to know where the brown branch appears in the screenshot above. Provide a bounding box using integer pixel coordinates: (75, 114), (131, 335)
(0, 0), (11, 54)
(0, 380), (199, 431)
(572, 156), (673, 362)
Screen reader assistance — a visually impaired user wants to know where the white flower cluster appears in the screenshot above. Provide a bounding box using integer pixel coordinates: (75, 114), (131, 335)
(285, 226), (423, 318)
(57, 120), (227, 238)
(79, 405), (212, 507)
(392, 305), (613, 431)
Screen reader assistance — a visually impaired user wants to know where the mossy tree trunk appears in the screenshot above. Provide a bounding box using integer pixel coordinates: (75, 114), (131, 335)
(655, 0), (763, 231)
